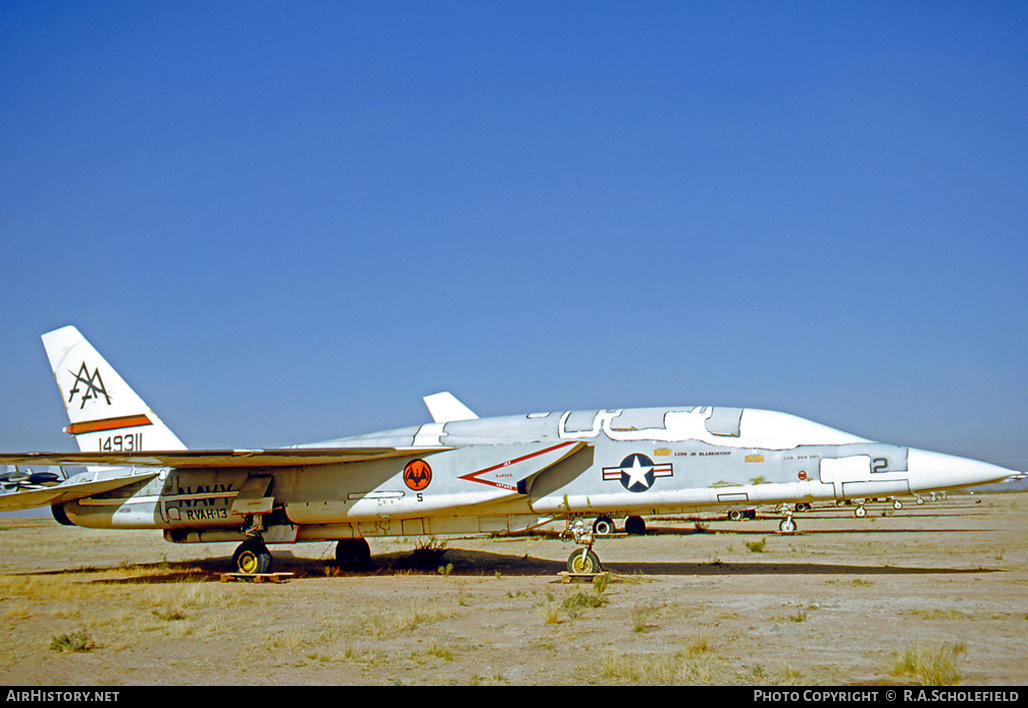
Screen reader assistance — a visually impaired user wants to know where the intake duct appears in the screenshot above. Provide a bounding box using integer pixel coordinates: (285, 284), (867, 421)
(51, 503), (75, 526)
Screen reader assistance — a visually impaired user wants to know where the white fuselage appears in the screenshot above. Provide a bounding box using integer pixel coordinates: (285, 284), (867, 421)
(55, 406), (1014, 542)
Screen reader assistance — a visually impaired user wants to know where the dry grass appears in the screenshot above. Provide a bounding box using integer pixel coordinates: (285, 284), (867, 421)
(360, 601), (456, 636)
(887, 641), (967, 685)
(598, 637), (734, 684)
(0, 494), (1025, 685)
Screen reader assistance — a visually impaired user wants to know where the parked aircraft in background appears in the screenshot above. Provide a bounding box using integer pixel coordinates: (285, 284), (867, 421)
(0, 326), (1017, 575)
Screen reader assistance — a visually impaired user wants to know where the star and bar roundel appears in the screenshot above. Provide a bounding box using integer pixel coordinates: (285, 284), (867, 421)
(602, 453), (673, 493)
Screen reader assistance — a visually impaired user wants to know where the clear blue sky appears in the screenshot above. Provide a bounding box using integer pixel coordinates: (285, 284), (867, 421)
(2, 2), (1026, 471)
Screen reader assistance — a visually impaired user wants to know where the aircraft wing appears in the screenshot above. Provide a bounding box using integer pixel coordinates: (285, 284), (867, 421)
(0, 447), (450, 470)
(0, 473), (159, 512)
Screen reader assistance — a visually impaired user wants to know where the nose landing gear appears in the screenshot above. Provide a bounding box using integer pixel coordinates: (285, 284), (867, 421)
(567, 546), (602, 574)
(562, 518), (603, 575)
(778, 514), (797, 534)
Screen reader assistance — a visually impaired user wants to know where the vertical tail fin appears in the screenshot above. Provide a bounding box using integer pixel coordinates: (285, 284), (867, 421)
(41, 326), (186, 452)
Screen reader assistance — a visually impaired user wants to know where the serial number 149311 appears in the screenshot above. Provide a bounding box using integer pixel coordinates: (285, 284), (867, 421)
(99, 433), (142, 452)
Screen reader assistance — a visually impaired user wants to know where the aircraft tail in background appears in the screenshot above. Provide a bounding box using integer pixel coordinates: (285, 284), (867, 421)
(41, 326), (186, 453)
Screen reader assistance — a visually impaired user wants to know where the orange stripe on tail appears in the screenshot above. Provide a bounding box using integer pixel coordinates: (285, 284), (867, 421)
(64, 414), (153, 435)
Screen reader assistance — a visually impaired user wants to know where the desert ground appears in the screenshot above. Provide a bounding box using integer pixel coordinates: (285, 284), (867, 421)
(1, 493), (1026, 686)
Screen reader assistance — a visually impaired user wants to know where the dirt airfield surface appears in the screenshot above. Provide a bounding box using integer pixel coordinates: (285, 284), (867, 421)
(1, 493), (1026, 686)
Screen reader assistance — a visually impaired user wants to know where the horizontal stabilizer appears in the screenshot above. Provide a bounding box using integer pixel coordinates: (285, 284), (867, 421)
(0, 446), (450, 470)
(0, 473), (158, 512)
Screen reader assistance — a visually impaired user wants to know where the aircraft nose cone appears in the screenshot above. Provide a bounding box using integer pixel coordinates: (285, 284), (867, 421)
(907, 448), (1015, 491)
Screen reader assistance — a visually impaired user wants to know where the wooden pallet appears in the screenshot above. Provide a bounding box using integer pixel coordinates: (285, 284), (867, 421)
(557, 571), (603, 583)
(219, 572), (294, 583)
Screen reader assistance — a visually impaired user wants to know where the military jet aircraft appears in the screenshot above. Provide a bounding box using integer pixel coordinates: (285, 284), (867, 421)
(0, 326), (1017, 576)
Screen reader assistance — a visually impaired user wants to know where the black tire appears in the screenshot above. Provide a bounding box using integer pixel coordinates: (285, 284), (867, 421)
(335, 538), (371, 569)
(624, 515), (647, 535)
(567, 548), (601, 574)
(232, 539), (272, 575)
(592, 516), (615, 535)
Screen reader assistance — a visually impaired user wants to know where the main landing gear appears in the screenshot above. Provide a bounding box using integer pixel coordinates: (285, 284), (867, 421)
(335, 538), (371, 569)
(589, 514), (647, 536)
(232, 538), (272, 575)
(233, 515), (273, 575)
(230, 520), (374, 576)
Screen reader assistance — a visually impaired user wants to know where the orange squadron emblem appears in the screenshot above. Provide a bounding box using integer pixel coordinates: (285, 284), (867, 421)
(403, 459), (432, 491)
